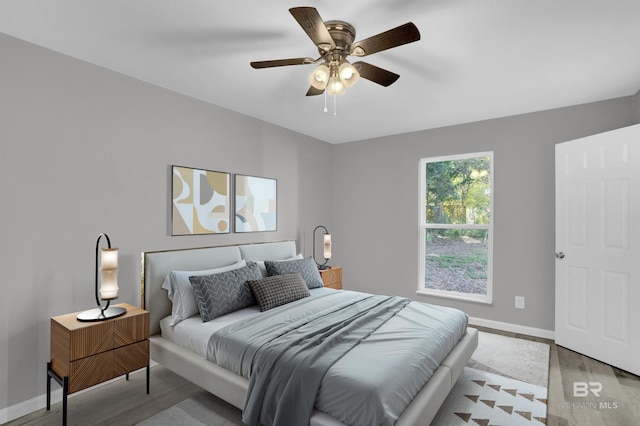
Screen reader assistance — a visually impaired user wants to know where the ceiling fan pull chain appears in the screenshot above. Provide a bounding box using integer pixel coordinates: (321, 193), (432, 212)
(324, 91), (328, 113)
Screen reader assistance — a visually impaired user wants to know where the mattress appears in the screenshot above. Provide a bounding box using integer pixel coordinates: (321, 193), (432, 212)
(160, 304), (261, 356)
(160, 288), (468, 426)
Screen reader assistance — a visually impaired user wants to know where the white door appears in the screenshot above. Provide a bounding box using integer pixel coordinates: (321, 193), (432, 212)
(555, 124), (640, 376)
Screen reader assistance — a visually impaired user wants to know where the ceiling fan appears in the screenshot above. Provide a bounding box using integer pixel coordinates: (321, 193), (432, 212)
(250, 7), (421, 96)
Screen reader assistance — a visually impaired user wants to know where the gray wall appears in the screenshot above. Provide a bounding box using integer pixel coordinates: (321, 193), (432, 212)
(330, 97), (635, 332)
(634, 89), (640, 123)
(0, 34), (332, 413)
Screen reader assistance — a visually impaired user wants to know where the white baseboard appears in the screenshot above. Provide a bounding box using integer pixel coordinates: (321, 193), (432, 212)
(0, 387), (63, 424)
(468, 316), (555, 340)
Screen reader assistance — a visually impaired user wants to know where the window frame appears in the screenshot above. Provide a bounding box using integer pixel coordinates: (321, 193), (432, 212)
(417, 151), (494, 304)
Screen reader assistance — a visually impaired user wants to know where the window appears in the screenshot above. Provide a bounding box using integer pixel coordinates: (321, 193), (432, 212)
(418, 152), (493, 303)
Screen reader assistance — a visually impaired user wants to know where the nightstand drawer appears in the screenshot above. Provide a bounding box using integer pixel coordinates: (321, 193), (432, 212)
(114, 311), (150, 347)
(114, 340), (150, 376)
(52, 320), (113, 363)
(320, 267), (342, 290)
(68, 351), (114, 393)
(324, 281), (342, 290)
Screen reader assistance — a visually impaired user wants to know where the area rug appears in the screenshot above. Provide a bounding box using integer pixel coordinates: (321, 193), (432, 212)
(430, 367), (548, 425)
(136, 391), (241, 426)
(431, 331), (550, 425)
(137, 331), (549, 426)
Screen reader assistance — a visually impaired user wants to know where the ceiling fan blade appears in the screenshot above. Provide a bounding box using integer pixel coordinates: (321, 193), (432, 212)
(289, 7), (336, 52)
(352, 61), (400, 87)
(306, 86), (325, 96)
(250, 58), (315, 69)
(350, 22), (420, 57)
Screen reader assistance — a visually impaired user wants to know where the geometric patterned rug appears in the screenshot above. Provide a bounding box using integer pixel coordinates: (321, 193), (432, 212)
(430, 367), (548, 425)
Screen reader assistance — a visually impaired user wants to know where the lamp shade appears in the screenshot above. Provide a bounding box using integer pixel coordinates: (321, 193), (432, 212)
(309, 64), (330, 90)
(101, 247), (118, 269)
(327, 75), (345, 95)
(99, 247), (119, 300)
(338, 61), (360, 87)
(323, 233), (332, 259)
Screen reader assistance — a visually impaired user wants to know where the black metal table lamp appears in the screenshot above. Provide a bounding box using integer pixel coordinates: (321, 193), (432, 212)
(77, 233), (127, 322)
(313, 225), (332, 270)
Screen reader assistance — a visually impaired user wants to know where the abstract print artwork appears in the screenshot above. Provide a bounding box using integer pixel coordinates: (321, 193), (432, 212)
(172, 166), (230, 235)
(235, 175), (277, 232)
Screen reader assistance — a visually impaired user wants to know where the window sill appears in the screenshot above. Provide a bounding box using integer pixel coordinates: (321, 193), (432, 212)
(416, 289), (492, 304)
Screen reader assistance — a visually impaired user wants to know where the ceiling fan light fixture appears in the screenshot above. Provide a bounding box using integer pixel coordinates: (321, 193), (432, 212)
(327, 75), (345, 95)
(251, 7), (421, 100)
(338, 60), (360, 87)
(309, 64), (330, 90)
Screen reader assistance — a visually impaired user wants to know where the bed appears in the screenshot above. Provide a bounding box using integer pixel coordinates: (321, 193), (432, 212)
(141, 240), (478, 426)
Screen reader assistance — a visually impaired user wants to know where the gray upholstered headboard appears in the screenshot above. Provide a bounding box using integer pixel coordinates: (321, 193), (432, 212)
(141, 240), (296, 335)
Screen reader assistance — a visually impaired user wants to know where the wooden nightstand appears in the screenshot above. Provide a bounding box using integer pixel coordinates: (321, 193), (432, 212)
(46, 303), (150, 425)
(319, 266), (342, 290)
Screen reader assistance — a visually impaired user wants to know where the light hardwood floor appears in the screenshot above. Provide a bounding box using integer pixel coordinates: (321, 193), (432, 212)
(474, 326), (640, 426)
(5, 328), (639, 426)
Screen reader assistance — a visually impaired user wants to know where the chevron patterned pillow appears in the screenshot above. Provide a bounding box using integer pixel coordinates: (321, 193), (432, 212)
(162, 260), (247, 326)
(189, 262), (262, 322)
(265, 257), (324, 289)
(248, 273), (310, 312)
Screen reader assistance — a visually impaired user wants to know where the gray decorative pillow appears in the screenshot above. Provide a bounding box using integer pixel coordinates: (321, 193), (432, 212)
(248, 273), (310, 312)
(189, 262), (262, 322)
(265, 257), (324, 289)
(161, 260), (247, 326)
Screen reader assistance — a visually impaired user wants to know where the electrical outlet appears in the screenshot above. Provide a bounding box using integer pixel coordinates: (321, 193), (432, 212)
(515, 296), (525, 309)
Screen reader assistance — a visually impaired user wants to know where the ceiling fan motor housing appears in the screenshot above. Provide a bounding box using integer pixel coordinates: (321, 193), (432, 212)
(321, 21), (356, 60)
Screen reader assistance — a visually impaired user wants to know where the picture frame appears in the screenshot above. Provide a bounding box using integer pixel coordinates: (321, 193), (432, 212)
(171, 165), (231, 235)
(234, 174), (277, 233)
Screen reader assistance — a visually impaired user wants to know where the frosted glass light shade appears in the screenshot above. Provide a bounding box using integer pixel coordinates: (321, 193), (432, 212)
(309, 64), (330, 90)
(100, 247), (119, 300)
(323, 233), (332, 259)
(327, 76), (345, 95)
(338, 61), (360, 87)
(101, 248), (118, 269)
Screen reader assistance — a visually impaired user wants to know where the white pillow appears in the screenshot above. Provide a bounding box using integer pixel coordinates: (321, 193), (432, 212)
(255, 253), (303, 277)
(161, 260), (246, 326)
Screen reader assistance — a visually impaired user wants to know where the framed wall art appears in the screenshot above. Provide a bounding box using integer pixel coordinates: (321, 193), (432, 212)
(172, 165), (230, 235)
(234, 174), (277, 233)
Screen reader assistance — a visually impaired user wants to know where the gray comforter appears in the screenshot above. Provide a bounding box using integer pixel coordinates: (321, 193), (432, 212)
(207, 290), (468, 426)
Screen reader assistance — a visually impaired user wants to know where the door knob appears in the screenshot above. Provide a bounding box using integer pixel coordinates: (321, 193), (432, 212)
(555, 252), (565, 259)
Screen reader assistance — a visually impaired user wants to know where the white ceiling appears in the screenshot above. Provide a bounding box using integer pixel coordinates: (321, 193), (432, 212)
(2, 0), (639, 144)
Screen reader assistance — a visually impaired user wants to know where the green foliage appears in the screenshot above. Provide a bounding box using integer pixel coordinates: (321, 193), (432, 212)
(425, 156), (490, 225)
